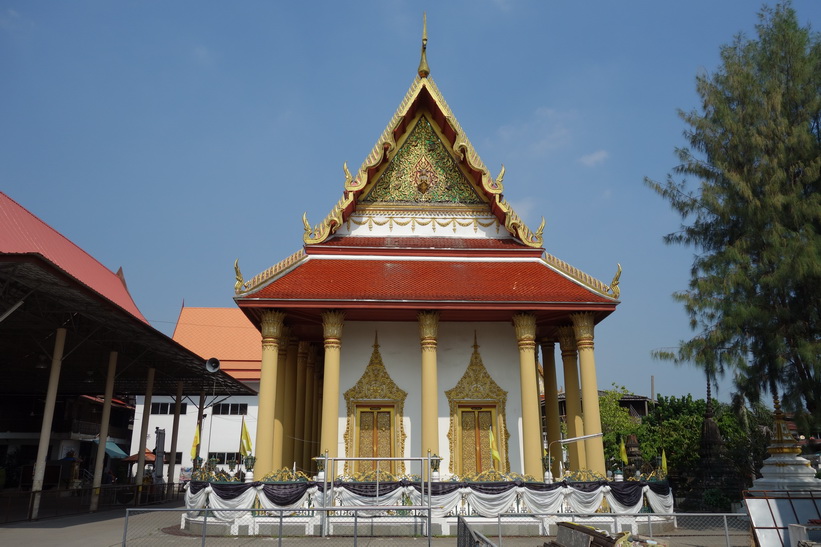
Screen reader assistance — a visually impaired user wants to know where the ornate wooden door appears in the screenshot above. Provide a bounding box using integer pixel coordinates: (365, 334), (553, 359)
(458, 406), (498, 476)
(355, 405), (395, 474)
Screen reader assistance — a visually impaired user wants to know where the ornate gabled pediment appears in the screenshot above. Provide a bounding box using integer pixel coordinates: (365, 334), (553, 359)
(361, 116), (484, 207)
(302, 71), (545, 247)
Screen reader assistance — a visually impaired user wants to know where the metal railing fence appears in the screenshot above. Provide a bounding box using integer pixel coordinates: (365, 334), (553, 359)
(121, 508), (752, 546)
(492, 512), (751, 547)
(124, 506), (434, 546)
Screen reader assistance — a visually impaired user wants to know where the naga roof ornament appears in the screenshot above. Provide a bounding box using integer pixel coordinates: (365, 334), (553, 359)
(301, 16), (545, 249)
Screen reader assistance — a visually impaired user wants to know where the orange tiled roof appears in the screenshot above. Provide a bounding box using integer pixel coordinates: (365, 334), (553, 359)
(250, 258), (613, 304)
(172, 307), (261, 381)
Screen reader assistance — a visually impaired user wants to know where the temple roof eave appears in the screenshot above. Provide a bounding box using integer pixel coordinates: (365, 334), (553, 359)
(234, 298), (616, 340)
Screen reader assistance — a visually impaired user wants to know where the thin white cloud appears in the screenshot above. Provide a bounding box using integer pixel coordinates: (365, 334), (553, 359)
(579, 149), (610, 167)
(0, 8), (22, 31)
(494, 107), (576, 158)
(506, 197), (540, 228)
(191, 45), (216, 68)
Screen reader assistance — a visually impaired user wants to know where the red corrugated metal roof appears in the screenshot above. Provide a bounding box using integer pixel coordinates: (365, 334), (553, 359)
(250, 258), (612, 303)
(0, 192), (148, 323)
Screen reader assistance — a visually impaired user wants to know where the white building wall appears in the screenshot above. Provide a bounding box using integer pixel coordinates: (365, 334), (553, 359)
(129, 385), (259, 482)
(338, 321), (523, 477)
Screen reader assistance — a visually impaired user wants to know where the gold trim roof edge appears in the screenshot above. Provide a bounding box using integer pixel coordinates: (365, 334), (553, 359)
(541, 252), (620, 300)
(236, 248), (307, 296)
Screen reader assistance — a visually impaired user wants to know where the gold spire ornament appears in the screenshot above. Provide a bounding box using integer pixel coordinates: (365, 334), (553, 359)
(417, 13), (430, 78)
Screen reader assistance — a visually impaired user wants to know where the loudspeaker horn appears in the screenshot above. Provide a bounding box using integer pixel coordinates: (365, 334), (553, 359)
(205, 357), (220, 373)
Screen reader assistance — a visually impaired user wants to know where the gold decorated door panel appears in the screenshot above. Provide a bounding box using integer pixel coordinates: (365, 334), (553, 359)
(355, 405), (395, 474)
(457, 405), (499, 476)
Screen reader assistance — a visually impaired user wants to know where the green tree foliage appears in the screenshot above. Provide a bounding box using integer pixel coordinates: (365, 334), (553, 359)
(645, 3), (821, 417)
(638, 395), (706, 475)
(598, 384), (640, 464)
(634, 394), (773, 500)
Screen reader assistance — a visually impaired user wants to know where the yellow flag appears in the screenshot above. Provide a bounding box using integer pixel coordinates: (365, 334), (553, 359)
(190, 424), (200, 460)
(619, 437), (628, 465)
(489, 427), (501, 464)
(240, 417), (253, 457)
(661, 449), (668, 474)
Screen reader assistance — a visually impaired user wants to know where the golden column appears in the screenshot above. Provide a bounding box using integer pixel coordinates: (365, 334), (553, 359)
(418, 311), (440, 469)
(302, 345), (317, 471)
(319, 311), (344, 467)
(557, 326), (586, 470)
(572, 312), (606, 475)
(273, 326), (290, 471)
(313, 366), (323, 467)
(540, 340), (562, 479)
(256, 310), (285, 478)
(282, 337), (299, 468)
(293, 341), (309, 471)
(512, 313), (543, 478)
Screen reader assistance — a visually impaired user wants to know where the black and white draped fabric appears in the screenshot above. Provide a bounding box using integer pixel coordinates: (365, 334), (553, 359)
(184, 480), (673, 520)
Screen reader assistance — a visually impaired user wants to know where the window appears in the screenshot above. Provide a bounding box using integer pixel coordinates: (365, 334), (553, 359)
(207, 452), (242, 465)
(211, 403), (247, 415)
(150, 402), (187, 415)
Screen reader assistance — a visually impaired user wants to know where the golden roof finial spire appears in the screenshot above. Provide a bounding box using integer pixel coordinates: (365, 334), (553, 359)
(417, 12), (430, 78)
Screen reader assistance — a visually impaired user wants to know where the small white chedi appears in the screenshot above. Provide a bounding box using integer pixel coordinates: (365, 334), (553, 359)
(748, 396), (821, 494)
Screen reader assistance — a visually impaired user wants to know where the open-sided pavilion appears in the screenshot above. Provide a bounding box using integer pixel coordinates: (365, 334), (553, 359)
(0, 191), (253, 519)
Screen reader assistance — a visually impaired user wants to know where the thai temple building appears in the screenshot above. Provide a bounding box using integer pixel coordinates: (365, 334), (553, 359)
(233, 21), (621, 481)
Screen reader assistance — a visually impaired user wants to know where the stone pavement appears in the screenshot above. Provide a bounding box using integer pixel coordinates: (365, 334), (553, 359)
(0, 502), (549, 546)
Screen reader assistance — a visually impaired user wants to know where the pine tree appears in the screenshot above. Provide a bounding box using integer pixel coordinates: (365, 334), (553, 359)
(646, 2), (821, 417)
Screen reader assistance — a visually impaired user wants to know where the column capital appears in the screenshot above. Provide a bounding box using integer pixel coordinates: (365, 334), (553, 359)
(418, 310), (440, 338)
(571, 312), (595, 349)
(512, 313), (536, 341)
(260, 310), (286, 339)
(418, 311), (440, 351)
(279, 325), (292, 345)
(557, 326), (577, 353)
(298, 340), (310, 358)
(322, 310), (345, 338)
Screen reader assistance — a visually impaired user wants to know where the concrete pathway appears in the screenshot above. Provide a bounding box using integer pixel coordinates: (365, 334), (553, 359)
(0, 502), (550, 546)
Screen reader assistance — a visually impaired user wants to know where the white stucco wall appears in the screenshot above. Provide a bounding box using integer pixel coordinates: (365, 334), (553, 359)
(338, 321), (524, 477)
(130, 385), (259, 482)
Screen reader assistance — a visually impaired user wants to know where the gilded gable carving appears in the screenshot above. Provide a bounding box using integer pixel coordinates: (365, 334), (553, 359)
(362, 116), (483, 206)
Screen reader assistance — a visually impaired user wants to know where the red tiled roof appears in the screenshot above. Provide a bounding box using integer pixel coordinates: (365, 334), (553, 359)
(0, 192), (147, 323)
(249, 258), (612, 304)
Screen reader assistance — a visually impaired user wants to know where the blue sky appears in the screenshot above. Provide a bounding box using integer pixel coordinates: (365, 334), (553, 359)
(3, 1), (818, 403)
